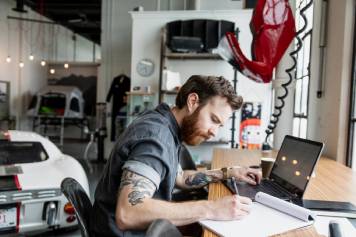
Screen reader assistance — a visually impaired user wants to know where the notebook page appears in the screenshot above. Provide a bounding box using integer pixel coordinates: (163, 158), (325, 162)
(200, 201), (313, 237)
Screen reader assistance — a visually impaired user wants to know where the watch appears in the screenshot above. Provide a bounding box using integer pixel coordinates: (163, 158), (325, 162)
(221, 167), (229, 180)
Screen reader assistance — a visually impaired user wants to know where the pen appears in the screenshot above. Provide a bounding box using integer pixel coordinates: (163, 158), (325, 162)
(231, 177), (239, 195)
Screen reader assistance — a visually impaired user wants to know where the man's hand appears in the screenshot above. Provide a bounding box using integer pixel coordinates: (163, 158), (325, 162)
(208, 195), (252, 220)
(229, 167), (262, 185)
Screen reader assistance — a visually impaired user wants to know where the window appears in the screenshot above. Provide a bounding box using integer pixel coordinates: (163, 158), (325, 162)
(347, 6), (356, 170)
(39, 93), (66, 116)
(0, 142), (49, 165)
(70, 97), (80, 112)
(293, 0), (314, 138)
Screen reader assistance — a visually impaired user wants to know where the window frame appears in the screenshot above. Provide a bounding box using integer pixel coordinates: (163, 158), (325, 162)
(346, 7), (356, 168)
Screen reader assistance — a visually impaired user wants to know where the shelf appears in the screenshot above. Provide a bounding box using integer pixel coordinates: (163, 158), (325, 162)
(164, 52), (222, 60)
(161, 90), (179, 94)
(126, 91), (155, 96)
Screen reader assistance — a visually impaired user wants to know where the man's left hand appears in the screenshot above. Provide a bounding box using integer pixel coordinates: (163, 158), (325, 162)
(229, 167), (262, 185)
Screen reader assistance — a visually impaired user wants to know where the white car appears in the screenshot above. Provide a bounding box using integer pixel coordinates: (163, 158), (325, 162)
(0, 130), (89, 236)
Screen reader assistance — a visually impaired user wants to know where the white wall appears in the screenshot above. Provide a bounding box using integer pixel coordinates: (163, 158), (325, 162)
(193, 0), (243, 10)
(99, 0), (244, 102)
(157, 0), (243, 11)
(130, 10), (272, 161)
(0, 0), (100, 131)
(99, 0), (183, 157)
(308, 0), (355, 164)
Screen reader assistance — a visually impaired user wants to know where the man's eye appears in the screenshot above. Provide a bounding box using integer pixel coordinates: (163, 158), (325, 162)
(211, 117), (219, 123)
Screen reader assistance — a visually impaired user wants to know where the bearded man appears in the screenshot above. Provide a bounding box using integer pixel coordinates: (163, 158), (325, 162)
(92, 75), (261, 237)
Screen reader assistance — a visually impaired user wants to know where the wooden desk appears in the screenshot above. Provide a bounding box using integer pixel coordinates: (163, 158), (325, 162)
(203, 148), (356, 237)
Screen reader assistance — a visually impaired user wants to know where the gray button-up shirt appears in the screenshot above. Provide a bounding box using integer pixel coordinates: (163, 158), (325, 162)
(92, 103), (182, 237)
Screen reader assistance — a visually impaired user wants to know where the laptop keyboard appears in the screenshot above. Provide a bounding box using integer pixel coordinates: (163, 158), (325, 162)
(257, 180), (290, 198)
(223, 179), (292, 200)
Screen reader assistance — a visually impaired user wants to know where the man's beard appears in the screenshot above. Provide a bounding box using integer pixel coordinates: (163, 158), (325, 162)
(181, 108), (209, 145)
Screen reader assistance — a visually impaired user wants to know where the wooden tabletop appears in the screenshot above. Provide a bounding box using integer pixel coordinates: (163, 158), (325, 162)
(202, 148), (356, 237)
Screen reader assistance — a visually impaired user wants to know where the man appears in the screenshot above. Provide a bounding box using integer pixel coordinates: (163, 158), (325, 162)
(92, 75), (262, 236)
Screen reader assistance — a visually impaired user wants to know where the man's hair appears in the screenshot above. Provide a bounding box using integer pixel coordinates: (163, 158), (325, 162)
(175, 75), (243, 110)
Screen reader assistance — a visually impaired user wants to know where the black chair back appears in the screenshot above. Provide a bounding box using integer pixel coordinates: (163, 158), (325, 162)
(61, 177), (92, 237)
(179, 145), (196, 170)
(146, 219), (182, 237)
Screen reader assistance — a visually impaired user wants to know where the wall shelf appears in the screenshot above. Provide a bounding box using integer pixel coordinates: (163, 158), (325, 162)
(161, 90), (179, 95)
(164, 52), (222, 60)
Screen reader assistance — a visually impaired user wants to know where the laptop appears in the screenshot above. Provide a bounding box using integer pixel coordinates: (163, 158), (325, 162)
(223, 135), (324, 203)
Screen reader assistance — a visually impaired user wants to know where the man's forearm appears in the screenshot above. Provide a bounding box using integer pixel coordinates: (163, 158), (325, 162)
(176, 169), (223, 189)
(116, 169), (252, 231)
(116, 195), (213, 229)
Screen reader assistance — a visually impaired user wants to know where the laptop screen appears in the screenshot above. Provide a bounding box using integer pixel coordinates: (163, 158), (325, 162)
(270, 135), (324, 198)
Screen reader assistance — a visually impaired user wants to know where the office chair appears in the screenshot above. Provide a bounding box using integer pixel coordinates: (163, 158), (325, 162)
(172, 145), (208, 201)
(179, 145), (197, 170)
(61, 177), (93, 237)
(146, 219), (182, 237)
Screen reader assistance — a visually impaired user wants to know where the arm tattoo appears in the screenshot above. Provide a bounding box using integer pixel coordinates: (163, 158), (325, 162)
(119, 170), (156, 206)
(184, 170), (221, 188)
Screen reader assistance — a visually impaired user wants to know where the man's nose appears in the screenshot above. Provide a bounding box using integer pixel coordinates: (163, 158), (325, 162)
(208, 126), (218, 137)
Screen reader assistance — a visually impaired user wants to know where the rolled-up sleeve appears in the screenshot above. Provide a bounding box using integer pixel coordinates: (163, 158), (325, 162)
(122, 139), (169, 190)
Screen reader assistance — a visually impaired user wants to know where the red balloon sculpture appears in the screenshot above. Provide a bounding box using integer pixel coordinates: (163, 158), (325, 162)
(222, 0), (296, 83)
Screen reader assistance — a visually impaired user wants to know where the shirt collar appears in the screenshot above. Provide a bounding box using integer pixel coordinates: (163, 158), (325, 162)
(155, 103), (181, 142)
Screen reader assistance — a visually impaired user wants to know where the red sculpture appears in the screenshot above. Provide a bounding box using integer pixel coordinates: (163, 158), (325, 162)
(224, 0), (296, 83)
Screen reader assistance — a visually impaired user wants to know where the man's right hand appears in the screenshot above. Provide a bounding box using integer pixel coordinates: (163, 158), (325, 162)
(208, 195), (252, 220)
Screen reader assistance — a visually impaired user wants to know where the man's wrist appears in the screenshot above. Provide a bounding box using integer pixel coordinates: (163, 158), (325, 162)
(221, 166), (242, 180)
(221, 167), (229, 180)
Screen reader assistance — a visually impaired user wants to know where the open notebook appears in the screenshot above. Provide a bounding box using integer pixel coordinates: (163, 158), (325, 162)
(199, 192), (315, 237)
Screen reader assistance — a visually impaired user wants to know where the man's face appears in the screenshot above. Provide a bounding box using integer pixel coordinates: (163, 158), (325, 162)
(181, 96), (233, 145)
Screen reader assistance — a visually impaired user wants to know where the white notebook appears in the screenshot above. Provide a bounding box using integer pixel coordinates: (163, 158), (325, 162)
(199, 192), (315, 237)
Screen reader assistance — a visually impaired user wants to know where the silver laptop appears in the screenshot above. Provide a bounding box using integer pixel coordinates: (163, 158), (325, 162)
(224, 135), (324, 203)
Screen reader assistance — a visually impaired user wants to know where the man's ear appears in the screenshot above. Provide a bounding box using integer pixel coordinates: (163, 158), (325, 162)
(186, 93), (199, 113)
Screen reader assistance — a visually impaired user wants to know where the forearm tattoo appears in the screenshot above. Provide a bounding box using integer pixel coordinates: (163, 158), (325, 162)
(184, 170), (222, 188)
(119, 170), (156, 206)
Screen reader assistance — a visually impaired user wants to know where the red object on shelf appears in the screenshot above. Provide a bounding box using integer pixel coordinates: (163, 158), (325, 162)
(226, 0), (296, 83)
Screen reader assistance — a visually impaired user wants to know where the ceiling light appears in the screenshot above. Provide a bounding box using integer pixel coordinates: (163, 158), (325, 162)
(6, 56), (11, 63)
(19, 61), (24, 68)
(29, 54), (34, 61)
(49, 68), (55, 74)
(40, 60), (46, 66)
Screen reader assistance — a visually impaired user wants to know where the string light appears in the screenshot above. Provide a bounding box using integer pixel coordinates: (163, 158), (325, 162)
(64, 63), (69, 69)
(6, 20), (11, 64)
(40, 60), (46, 66)
(19, 61), (25, 68)
(29, 16), (34, 62)
(49, 68), (55, 74)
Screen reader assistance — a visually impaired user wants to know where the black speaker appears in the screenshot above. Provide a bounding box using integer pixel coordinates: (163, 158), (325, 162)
(166, 19), (235, 53)
(170, 36), (203, 53)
